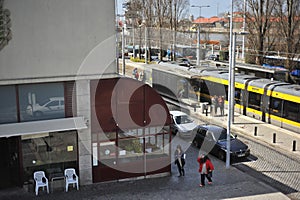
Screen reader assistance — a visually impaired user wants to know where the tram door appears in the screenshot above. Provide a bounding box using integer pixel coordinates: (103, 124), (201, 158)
(0, 137), (21, 189)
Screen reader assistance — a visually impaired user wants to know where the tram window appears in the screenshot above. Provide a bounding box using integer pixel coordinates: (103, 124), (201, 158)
(248, 92), (261, 110)
(235, 89), (241, 105)
(283, 101), (300, 122)
(269, 98), (282, 117)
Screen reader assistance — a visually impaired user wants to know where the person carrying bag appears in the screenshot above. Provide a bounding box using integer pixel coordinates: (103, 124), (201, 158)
(197, 154), (214, 187)
(174, 145), (186, 177)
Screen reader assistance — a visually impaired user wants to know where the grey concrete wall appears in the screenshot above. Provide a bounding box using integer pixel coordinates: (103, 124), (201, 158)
(0, 0), (116, 80)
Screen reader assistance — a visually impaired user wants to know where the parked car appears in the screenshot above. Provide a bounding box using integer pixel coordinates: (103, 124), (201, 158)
(193, 124), (250, 161)
(26, 97), (65, 117)
(170, 110), (198, 138)
(207, 54), (219, 61)
(178, 58), (193, 67)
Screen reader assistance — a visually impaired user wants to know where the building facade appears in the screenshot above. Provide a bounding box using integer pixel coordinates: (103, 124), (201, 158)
(0, 0), (171, 190)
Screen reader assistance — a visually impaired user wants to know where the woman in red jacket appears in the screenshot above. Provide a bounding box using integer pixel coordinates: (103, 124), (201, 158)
(197, 154), (214, 187)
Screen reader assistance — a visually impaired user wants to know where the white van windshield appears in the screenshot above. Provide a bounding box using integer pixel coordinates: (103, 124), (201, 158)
(175, 115), (193, 124)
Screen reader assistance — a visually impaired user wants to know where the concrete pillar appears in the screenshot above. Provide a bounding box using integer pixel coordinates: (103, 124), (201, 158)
(76, 80), (93, 185)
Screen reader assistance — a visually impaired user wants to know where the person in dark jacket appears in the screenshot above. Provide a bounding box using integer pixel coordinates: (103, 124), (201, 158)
(197, 154), (214, 187)
(174, 144), (186, 177)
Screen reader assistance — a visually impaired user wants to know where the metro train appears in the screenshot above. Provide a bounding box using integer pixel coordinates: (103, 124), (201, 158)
(200, 69), (300, 133)
(147, 62), (300, 134)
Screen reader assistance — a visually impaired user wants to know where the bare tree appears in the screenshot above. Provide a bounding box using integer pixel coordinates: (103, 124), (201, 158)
(273, 0), (300, 71)
(124, 0), (189, 61)
(245, 0), (276, 65)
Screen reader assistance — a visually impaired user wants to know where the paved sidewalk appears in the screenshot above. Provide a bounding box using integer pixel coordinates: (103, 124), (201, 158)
(0, 145), (291, 200)
(1, 110), (295, 200)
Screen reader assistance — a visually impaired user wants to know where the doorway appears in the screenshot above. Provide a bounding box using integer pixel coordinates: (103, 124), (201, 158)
(0, 137), (21, 189)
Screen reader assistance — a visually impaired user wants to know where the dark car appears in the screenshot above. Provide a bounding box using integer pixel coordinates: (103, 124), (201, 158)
(207, 54), (219, 61)
(178, 58), (193, 67)
(193, 125), (250, 161)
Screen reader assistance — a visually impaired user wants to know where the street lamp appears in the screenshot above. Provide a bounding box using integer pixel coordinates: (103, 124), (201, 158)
(227, 0), (234, 169)
(191, 5), (210, 66)
(226, 1), (250, 169)
(241, 0), (247, 60)
(139, 19), (148, 64)
(117, 14), (126, 75)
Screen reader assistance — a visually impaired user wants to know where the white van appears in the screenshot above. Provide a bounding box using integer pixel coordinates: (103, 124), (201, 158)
(170, 110), (198, 138)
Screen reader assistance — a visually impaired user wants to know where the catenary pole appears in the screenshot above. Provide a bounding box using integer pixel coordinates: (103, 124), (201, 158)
(191, 5), (210, 66)
(226, 0), (234, 169)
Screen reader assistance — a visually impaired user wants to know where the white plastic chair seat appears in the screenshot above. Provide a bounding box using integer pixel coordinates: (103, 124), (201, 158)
(33, 171), (49, 196)
(64, 168), (79, 192)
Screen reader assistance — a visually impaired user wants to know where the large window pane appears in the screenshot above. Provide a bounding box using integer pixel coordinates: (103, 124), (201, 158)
(269, 97), (282, 117)
(235, 89), (241, 105)
(0, 86), (17, 124)
(21, 131), (78, 182)
(99, 141), (117, 166)
(19, 83), (65, 121)
(118, 137), (144, 164)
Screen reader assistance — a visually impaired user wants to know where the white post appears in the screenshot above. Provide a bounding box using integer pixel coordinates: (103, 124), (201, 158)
(231, 32), (236, 123)
(226, 0), (234, 169)
(133, 22), (135, 58)
(122, 24), (125, 75)
(145, 26), (147, 64)
(242, 0), (246, 60)
(196, 25), (200, 66)
(191, 5), (210, 66)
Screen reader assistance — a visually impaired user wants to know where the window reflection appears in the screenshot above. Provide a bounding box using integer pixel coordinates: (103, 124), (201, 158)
(21, 131), (77, 182)
(19, 83), (65, 122)
(99, 141), (117, 166)
(118, 137), (143, 164)
(93, 126), (170, 172)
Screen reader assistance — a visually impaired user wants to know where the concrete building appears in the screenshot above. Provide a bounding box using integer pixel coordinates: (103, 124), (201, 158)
(0, 0), (171, 190)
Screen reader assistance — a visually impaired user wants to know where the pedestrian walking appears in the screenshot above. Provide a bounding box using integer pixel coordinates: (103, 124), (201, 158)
(211, 95), (218, 115)
(132, 68), (137, 79)
(197, 154), (214, 187)
(174, 144), (186, 177)
(219, 96), (225, 116)
(135, 70), (139, 80)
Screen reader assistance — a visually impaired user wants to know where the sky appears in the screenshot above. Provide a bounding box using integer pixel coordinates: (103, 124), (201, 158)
(116, 0), (231, 18)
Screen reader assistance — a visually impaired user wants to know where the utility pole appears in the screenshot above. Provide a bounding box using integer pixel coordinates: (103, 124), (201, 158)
(242, 0), (246, 60)
(122, 23), (126, 75)
(144, 25), (147, 64)
(191, 5), (210, 66)
(226, 0), (234, 169)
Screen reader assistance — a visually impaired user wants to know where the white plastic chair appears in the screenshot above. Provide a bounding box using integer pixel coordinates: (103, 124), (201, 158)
(33, 171), (49, 196)
(64, 168), (79, 192)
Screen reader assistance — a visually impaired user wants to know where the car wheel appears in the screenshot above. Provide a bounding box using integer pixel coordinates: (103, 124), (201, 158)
(218, 151), (226, 161)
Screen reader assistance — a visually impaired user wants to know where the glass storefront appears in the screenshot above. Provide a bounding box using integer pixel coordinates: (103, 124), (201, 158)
(0, 81), (76, 188)
(92, 126), (170, 177)
(21, 131), (78, 182)
(0, 86), (17, 124)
